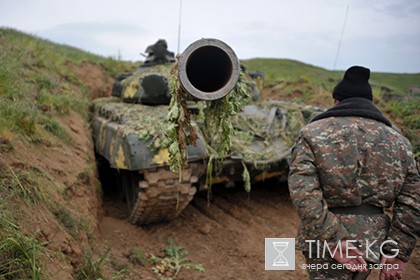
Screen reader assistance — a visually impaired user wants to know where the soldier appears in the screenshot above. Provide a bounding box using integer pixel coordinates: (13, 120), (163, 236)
(143, 39), (175, 66)
(288, 66), (419, 279)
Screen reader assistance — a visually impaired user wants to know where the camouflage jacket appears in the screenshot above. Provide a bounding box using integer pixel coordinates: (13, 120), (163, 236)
(288, 100), (419, 262)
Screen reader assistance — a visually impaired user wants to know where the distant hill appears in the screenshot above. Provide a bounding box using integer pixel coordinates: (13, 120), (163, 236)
(242, 58), (420, 94)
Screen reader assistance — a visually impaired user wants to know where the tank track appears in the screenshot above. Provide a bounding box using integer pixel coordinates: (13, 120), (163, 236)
(128, 163), (201, 225)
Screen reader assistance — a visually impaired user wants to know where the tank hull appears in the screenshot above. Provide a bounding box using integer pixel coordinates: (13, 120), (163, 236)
(92, 98), (208, 171)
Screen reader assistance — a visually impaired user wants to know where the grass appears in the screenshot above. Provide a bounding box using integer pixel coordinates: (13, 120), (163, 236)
(0, 27), (133, 146)
(0, 127), (14, 152)
(0, 27), (135, 279)
(55, 206), (79, 238)
(79, 217), (95, 242)
(0, 98), (39, 137)
(128, 246), (149, 266)
(385, 97), (420, 156)
(242, 58), (420, 94)
(38, 90), (72, 114)
(76, 248), (111, 280)
(0, 231), (47, 280)
(242, 58), (340, 88)
(150, 237), (205, 280)
(39, 117), (72, 143)
(371, 72), (420, 95)
(0, 198), (48, 280)
(0, 168), (48, 205)
(390, 101), (420, 128)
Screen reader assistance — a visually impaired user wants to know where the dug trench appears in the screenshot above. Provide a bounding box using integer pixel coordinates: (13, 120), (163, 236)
(97, 156), (308, 279)
(81, 63), (420, 279)
(96, 172), (420, 280)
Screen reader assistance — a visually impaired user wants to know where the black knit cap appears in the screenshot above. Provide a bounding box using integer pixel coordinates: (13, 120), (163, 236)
(332, 66), (373, 101)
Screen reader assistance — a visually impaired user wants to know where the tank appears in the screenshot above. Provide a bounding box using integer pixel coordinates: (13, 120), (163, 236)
(92, 38), (241, 225)
(91, 38), (323, 225)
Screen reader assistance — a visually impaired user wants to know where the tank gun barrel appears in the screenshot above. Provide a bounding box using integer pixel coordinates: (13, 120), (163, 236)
(178, 38), (241, 101)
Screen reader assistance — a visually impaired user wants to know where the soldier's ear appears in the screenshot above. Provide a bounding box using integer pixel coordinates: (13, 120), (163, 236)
(334, 99), (340, 105)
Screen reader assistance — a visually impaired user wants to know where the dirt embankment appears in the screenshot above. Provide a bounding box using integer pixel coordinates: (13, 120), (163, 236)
(0, 61), (113, 279)
(2, 104), (100, 277)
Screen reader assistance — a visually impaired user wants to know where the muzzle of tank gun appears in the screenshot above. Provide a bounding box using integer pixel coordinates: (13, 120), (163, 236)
(178, 38), (241, 101)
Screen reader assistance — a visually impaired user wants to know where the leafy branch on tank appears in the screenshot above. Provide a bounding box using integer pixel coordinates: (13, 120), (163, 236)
(199, 72), (253, 191)
(165, 62), (198, 178)
(165, 67), (253, 182)
(201, 72), (252, 157)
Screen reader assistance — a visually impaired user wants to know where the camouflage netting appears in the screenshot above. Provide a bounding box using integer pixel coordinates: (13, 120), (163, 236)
(91, 97), (323, 167)
(231, 111), (292, 161)
(229, 100), (321, 162)
(92, 97), (170, 151)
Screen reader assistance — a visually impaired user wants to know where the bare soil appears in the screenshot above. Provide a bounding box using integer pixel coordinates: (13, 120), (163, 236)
(96, 184), (419, 280)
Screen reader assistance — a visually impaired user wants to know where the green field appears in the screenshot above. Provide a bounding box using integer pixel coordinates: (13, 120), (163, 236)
(242, 58), (420, 95)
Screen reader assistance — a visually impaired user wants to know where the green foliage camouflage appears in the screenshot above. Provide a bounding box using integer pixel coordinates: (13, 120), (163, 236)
(229, 101), (308, 161)
(166, 66), (198, 177)
(166, 70), (253, 175)
(93, 97), (171, 151)
(201, 72), (253, 157)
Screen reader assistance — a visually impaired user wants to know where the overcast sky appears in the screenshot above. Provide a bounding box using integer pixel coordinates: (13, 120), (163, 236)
(1, 0), (420, 73)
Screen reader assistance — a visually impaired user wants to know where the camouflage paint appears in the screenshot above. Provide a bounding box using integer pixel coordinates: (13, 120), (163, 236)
(289, 116), (420, 263)
(91, 97), (208, 171)
(152, 148), (170, 165)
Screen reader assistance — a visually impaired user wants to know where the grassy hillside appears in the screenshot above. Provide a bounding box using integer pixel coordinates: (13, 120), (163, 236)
(242, 58), (339, 88)
(243, 58), (420, 94)
(0, 28), (135, 279)
(0, 28), (133, 142)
